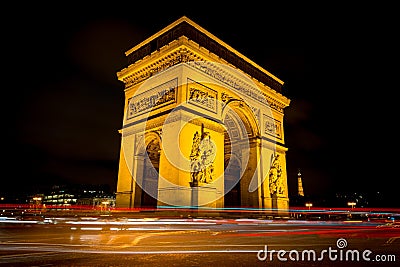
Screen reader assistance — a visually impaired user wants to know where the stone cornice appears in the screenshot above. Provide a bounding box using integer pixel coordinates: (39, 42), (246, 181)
(185, 59), (290, 112)
(117, 38), (203, 89)
(120, 16), (284, 93)
(117, 37), (290, 113)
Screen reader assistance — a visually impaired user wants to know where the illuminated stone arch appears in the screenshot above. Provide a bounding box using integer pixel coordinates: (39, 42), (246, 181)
(115, 16), (291, 213)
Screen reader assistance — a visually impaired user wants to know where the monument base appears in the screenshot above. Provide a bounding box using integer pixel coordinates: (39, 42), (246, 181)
(191, 186), (217, 208)
(157, 186), (218, 208)
(157, 187), (191, 207)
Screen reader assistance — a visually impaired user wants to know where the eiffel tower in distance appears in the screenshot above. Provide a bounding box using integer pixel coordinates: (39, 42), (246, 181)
(297, 169), (304, 197)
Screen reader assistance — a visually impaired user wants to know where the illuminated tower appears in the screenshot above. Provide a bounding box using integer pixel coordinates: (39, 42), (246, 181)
(297, 169), (304, 197)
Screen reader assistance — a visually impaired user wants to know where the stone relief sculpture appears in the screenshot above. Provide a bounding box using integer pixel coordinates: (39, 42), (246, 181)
(189, 125), (216, 187)
(268, 154), (284, 195)
(127, 79), (177, 119)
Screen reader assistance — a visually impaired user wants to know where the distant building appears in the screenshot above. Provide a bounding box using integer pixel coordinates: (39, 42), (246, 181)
(43, 185), (77, 206)
(42, 184), (115, 208)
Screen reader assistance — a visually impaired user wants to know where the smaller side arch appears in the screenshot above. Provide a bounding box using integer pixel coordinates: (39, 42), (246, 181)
(134, 131), (162, 208)
(135, 131), (162, 157)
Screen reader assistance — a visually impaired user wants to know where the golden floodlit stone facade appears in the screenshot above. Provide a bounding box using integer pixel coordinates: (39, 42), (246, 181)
(115, 16), (291, 212)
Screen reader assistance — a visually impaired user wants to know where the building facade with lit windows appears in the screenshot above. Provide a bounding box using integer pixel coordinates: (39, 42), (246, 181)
(42, 184), (115, 208)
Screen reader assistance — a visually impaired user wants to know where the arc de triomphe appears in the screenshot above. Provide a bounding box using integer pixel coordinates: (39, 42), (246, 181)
(115, 16), (291, 212)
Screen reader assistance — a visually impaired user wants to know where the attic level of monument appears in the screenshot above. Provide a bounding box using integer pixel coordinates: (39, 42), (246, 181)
(118, 40), (289, 114)
(123, 16), (283, 94)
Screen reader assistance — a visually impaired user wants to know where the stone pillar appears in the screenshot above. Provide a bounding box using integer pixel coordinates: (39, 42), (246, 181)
(191, 186), (218, 208)
(115, 133), (135, 208)
(157, 110), (224, 208)
(275, 150), (289, 215)
(133, 155), (145, 208)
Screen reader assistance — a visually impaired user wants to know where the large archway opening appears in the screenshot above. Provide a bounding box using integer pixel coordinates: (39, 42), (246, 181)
(224, 155), (241, 207)
(137, 135), (161, 209)
(223, 100), (260, 208)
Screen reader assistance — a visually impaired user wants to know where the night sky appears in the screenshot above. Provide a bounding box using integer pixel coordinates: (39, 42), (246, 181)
(4, 3), (399, 206)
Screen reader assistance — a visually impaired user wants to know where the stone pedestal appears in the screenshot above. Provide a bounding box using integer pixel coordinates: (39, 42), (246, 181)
(191, 186), (218, 208)
(158, 187), (192, 207)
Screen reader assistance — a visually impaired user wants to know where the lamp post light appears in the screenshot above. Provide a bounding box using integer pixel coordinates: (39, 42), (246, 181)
(32, 196), (42, 211)
(347, 201), (356, 218)
(101, 201), (110, 212)
(347, 201), (356, 209)
(305, 202), (313, 211)
(32, 196), (42, 205)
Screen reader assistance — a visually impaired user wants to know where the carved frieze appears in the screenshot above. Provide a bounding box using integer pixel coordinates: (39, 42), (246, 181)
(127, 78), (178, 119)
(122, 46), (287, 114)
(123, 48), (202, 88)
(187, 61), (286, 113)
(221, 91), (234, 107)
(263, 114), (282, 140)
(187, 78), (217, 113)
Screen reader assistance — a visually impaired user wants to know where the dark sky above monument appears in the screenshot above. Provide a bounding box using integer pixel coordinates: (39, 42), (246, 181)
(5, 3), (398, 206)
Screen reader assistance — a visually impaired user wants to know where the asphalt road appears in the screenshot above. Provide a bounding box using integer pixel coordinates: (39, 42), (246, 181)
(0, 214), (399, 266)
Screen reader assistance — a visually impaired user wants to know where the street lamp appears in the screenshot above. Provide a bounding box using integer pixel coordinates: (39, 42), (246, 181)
(347, 201), (356, 209)
(32, 196), (42, 211)
(347, 201), (356, 218)
(305, 202), (313, 210)
(101, 201), (110, 212)
(32, 197), (42, 205)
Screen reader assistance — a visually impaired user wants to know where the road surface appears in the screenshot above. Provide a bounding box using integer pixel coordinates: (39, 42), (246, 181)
(0, 212), (399, 266)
